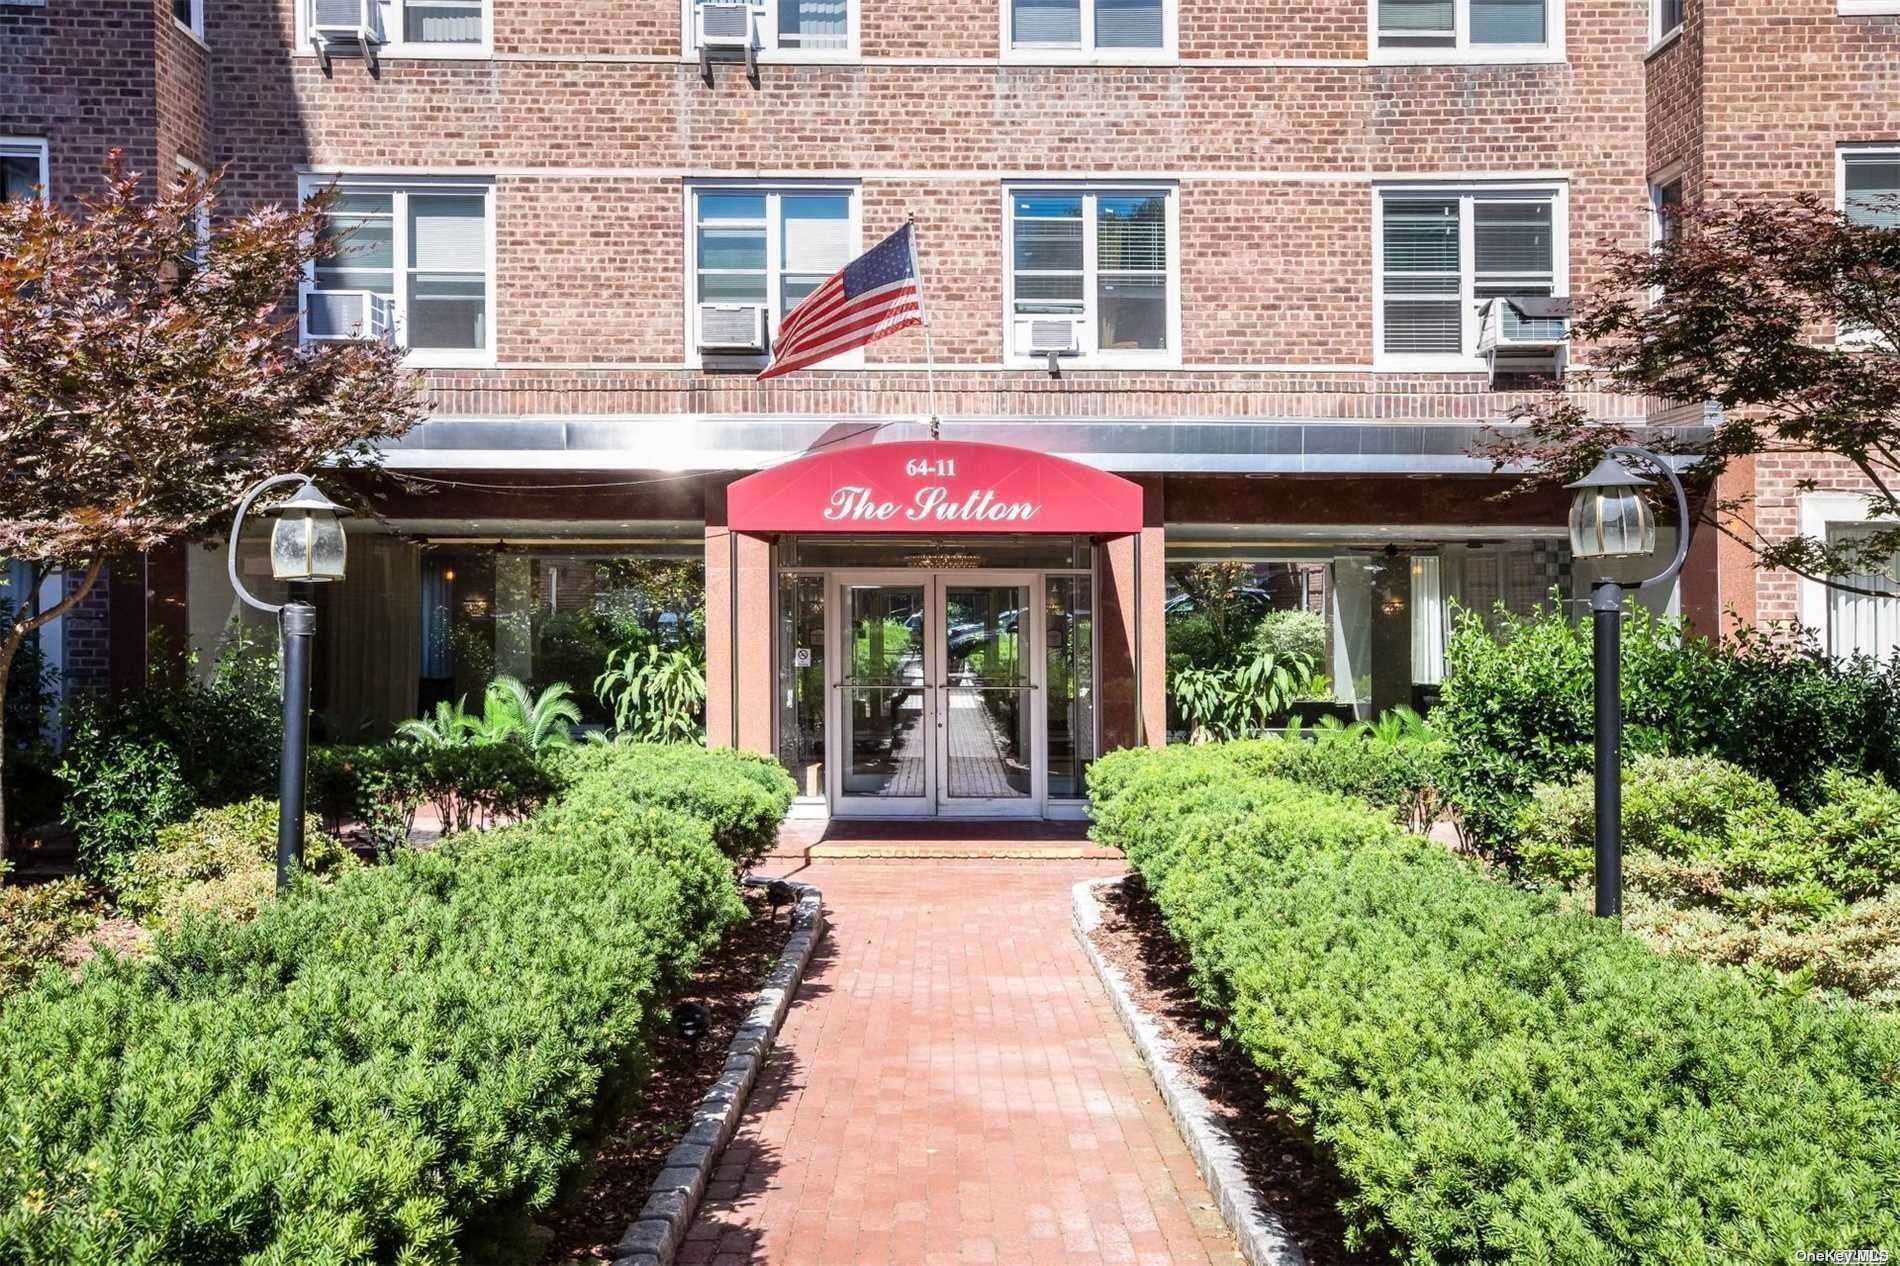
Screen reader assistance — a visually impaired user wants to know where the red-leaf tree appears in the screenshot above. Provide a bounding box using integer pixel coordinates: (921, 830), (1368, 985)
(0, 158), (423, 859)
(1490, 193), (1900, 595)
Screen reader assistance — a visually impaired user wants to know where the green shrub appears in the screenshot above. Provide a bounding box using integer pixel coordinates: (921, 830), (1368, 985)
(0, 764), (750, 1263)
(118, 797), (358, 928)
(0, 868), (97, 998)
(1434, 603), (1900, 856)
(57, 663), (283, 889)
(311, 742), (564, 844)
(549, 741), (794, 868)
(1247, 607), (1326, 665)
(1089, 743), (1900, 1260)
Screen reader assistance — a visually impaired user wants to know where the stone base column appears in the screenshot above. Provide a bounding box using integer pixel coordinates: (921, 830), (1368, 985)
(1098, 477), (1166, 751)
(704, 477), (775, 754)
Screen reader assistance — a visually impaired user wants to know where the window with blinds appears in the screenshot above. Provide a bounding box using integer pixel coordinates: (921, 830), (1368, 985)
(1378, 187), (1561, 361)
(1377, 0), (1551, 51)
(691, 186), (856, 357)
(1010, 0), (1165, 51)
(401, 0), (482, 42)
(1008, 187), (1174, 360)
(688, 0), (855, 54)
(305, 181), (491, 358)
(1844, 152), (1900, 230)
(1826, 525), (1900, 661)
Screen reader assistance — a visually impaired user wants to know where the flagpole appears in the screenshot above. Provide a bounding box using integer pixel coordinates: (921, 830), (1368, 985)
(906, 210), (940, 441)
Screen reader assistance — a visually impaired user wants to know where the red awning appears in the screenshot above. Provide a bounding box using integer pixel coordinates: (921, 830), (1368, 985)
(726, 440), (1143, 535)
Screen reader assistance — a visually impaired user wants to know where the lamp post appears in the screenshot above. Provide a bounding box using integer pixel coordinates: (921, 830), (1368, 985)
(228, 475), (350, 890)
(1563, 446), (1690, 917)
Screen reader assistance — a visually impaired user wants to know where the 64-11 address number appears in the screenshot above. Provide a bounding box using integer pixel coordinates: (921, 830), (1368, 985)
(905, 458), (957, 478)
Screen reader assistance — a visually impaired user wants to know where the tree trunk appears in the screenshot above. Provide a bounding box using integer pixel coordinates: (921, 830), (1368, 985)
(0, 559), (105, 876)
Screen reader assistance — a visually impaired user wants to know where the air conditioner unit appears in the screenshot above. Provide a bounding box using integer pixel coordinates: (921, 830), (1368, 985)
(1013, 316), (1083, 358)
(696, 1), (755, 47)
(304, 290), (394, 343)
(310, 0), (381, 67)
(698, 303), (768, 354)
(1476, 296), (1570, 381)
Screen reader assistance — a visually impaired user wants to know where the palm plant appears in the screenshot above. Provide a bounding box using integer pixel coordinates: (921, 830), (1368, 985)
(474, 675), (581, 750)
(395, 698), (479, 748)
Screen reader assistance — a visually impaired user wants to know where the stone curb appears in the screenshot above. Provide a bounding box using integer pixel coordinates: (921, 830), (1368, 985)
(611, 875), (826, 1266)
(1071, 877), (1307, 1266)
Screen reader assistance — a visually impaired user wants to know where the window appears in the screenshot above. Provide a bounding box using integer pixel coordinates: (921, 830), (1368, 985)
(1651, 174), (1683, 246)
(1005, 186), (1177, 365)
(176, 157), (210, 264)
(300, 0), (488, 54)
(1007, 0), (1171, 55)
(173, 0), (203, 39)
(1375, 185), (1564, 364)
(0, 139), (47, 203)
(688, 185), (857, 361)
(1843, 150), (1900, 229)
(1651, 0), (1682, 43)
(686, 0), (855, 57)
(301, 179), (492, 364)
(1373, 0), (1560, 57)
(1826, 524), (1900, 661)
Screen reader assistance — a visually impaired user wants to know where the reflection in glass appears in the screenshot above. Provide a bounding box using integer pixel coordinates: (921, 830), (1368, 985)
(943, 585), (1032, 799)
(777, 575), (826, 798)
(841, 585), (927, 797)
(1045, 575), (1094, 798)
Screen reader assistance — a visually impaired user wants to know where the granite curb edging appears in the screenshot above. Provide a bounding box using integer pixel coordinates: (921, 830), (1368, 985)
(1071, 876), (1307, 1266)
(611, 875), (826, 1266)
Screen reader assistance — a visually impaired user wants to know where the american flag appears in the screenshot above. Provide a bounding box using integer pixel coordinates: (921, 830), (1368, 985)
(758, 222), (924, 380)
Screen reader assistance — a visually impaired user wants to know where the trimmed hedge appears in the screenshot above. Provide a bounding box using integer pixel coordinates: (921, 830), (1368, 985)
(310, 742), (565, 847)
(0, 746), (769, 1264)
(548, 741), (795, 868)
(1090, 743), (1900, 1262)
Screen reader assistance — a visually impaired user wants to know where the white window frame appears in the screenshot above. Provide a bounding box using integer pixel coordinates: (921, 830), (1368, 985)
(1368, 0), (1565, 64)
(1799, 492), (1900, 655)
(296, 174), (496, 369)
(1648, 0), (1682, 52)
(1001, 182), (1181, 371)
(294, 0), (493, 59)
(1836, 145), (1900, 349)
(999, 0), (1178, 64)
(1839, 0), (1900, 15)
(682, 180), (863, 370)
(1371, 181), (1569, 371)
(0, 138), (49, 204)
(172, 0), (205, 44)
(679, 0), (860, 62)
(1647, 164), (1683, 305)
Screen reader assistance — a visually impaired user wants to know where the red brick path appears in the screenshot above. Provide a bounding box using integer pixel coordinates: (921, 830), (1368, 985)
(682, 858), (1240, 1266)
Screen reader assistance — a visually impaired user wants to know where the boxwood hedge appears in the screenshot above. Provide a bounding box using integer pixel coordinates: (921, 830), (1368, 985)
(0, 744), (779, 1264)
(1089, 743), (1900, 1263)
(548, 741), (795, 868)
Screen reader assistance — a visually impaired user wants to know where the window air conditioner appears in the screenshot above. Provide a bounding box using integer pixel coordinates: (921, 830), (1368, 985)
(1014, 316), (1082, 358)
(698, 303), (768, 354)
(1476, 296), (1570, 381)
(304, 290), (394, 343)
(695, 2), (758, 81)
(310, 0), (381, 67)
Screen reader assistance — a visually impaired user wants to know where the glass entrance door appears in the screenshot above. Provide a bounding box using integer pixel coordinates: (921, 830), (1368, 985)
(936, 578), (1037, 815)
(835, 581), (933, 814)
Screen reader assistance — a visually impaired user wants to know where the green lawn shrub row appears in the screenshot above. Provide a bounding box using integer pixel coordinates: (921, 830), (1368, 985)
(1089, 742), (1900, 1262)
(0, 746), (767, 1264)
(547, 741), (796, 868)
(1434, 604), (1900, 855)
(1516, 755), (1900, 1004)
(309, 741), (566, 849)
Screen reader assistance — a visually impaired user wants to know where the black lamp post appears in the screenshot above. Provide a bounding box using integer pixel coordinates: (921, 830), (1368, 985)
(1563, 446), (1690, 917)
(228, 475), (350, 891)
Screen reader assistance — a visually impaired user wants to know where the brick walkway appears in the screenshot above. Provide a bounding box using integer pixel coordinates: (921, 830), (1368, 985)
(682, 857), (1240, 1266)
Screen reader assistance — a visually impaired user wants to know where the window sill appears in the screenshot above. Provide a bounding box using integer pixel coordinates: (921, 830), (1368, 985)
(1003, 355), (1181, 371)
(999, 49), (1179, 66)
(1369, 47), (1565, 66)
(1839, 0), (1900, 13)
(1644, 24), (1683, 59)
(1373, 355), (1493, 374)
(680, 49), (861, 65)
(293, 43), (494, 60)
(404, 351), (497, 369)
(172, 17), (208, 48)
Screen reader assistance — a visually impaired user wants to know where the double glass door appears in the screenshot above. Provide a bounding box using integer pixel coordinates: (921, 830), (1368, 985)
(833, 572), (1045, 817)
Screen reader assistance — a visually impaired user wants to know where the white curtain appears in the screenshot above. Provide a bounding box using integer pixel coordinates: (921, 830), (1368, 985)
(1828, 527), (1900, 661)
(1410, 555), (1446, 685)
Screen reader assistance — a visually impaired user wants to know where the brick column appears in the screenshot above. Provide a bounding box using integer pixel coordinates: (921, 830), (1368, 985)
(1098, 477), (1166, 752)
(1679, 455), (1758, 640)
(703, 476), (774, 754)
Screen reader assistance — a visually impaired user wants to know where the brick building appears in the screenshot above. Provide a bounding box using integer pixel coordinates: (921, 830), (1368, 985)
(2, 0), (1893, 816)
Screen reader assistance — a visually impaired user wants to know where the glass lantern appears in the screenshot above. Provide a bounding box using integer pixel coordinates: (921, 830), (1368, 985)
(264, 481), (350, 583)
(1564, 456), (1659, 561)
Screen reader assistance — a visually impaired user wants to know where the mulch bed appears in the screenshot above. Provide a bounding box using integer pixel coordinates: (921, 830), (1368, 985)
(1088, 877), (1376, 1266)
(539, 888), (793, 1265)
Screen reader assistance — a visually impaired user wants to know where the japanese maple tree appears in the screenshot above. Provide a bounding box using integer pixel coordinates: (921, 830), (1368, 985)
(1490, 193), (1900, 595)
(0, 157), (422, 857)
